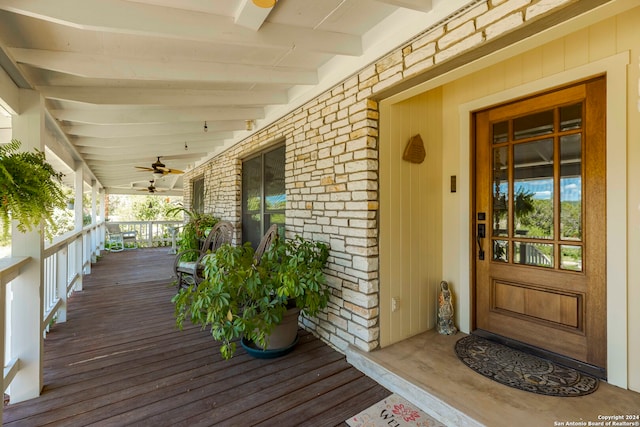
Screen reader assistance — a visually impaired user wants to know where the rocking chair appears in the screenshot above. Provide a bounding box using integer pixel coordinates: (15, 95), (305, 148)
(173, 220), (234, 288)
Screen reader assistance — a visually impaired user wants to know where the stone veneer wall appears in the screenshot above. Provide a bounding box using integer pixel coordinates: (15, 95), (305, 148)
(184, 0), (584, 353)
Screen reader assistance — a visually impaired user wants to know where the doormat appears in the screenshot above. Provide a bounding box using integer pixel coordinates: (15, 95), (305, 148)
(455, 334), (599, 397)
(347, 394), (446, 427)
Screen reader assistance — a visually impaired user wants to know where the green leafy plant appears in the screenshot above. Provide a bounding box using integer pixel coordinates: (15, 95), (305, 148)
(0, 139), (67, 239)
(172, 235), (330, 360)
(168, 204), (219, 260)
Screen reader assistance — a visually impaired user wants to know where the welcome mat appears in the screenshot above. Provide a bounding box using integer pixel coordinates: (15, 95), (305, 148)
(347, 394), (446, 427)
(455, 334), (599, 397)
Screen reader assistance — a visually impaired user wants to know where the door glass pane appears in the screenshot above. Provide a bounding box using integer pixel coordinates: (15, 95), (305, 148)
(560, 103), (582, 131)
(492, 146), (508, 237)
(561, 245), (583, 271)
(513, 110), (554, 140)
(560, 134), (582, 240)
(493, 240), (508, 262)
(513, 139), (553, 239)
(492, 121), (508, 143)
(514, 242), (553, 267)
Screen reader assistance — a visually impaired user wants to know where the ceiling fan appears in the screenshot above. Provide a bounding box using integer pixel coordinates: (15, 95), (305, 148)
(135, 156), (184, 177)
(137, 180), (165, 194)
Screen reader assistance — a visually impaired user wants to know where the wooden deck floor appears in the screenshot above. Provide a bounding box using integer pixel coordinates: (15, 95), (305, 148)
(3, 248), (389, 426)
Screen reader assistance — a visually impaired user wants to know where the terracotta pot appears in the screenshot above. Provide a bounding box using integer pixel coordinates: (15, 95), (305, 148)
(262, 306), (300, 350)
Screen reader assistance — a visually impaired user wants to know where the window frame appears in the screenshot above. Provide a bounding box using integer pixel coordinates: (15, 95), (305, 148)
(241, 144), (285, 247)
(191, 175), (205, 214)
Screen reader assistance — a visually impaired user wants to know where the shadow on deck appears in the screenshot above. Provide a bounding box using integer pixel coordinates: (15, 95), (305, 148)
(3, 248), (389, 426)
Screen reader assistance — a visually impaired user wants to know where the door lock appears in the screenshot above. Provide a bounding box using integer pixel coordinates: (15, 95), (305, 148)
(477, 223), (486, 260)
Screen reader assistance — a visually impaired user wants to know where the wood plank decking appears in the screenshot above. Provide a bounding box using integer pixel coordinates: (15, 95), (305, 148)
(3, 248), (389, 426)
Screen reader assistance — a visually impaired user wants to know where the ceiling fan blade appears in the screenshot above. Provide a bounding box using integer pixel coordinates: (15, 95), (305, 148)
(134, 157), (183, 178)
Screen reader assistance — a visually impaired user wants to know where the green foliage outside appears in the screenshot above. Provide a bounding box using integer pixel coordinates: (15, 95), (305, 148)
(518, 199), (582, 241)
(107, 194), (183, 222)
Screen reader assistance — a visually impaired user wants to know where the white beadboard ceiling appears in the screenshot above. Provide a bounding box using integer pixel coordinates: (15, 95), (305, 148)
(0, 0), (471, 195)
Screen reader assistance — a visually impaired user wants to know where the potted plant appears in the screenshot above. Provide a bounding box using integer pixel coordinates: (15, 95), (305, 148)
(167, 204), (219, 260)
(0, 139), (67, 240)
(172, 234), (330, 360)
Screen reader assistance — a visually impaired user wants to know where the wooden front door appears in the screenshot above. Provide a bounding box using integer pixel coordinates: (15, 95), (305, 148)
(473, 77), (607, 373)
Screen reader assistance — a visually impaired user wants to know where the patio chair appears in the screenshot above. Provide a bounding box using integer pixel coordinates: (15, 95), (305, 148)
(106, 225), (124, 252)
(106, 223), (138, 250)
(173, 220), (234, 288)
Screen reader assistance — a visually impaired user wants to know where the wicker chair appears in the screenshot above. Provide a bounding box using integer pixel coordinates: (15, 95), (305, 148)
(173, 220), (234, 288)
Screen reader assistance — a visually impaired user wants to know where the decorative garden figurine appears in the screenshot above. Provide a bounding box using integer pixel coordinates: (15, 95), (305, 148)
(437, 281), (457, 335)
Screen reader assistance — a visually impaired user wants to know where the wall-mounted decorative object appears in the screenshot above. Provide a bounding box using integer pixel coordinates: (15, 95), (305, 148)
(403, 134), (426, 163)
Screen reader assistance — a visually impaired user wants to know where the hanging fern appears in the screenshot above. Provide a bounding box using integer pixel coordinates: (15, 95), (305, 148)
(0, 139), (67, 240)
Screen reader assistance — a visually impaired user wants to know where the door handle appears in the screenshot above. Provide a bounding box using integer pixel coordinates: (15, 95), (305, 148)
(477, 224), (486, 260)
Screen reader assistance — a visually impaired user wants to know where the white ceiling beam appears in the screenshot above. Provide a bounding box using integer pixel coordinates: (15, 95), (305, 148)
(50, 107), (265, 125)
(88, 166), (186, 175)
(373, 0), (432, 13)
(86, 154), (210, 166)
(63, 121), (245, 138)
(106, 188), (182, 196)
(77, 142), (216, 155)
(78, 149), (210, 160)
(12, 49), (318, 85)
(38, 86), (288, 106)
(0, 55), (19, 115)
(234, 0), (272, 31)
(0, 0), (362, 56)
(72, 133), (233, 147)
(79, 148), (211, 159)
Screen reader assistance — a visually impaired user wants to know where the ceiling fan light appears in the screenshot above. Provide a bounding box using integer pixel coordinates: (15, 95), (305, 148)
(252, 0), (276, 8)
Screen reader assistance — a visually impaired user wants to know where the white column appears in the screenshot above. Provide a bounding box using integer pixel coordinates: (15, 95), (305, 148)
(9, 89), (45, 402)
(97, 188), (105, 251)
(74, 163), (84, 232)
(90, 181), (98, 263)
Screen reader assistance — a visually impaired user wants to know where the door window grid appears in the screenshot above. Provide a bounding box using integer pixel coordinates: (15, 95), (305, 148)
(490, 103), (584, 271)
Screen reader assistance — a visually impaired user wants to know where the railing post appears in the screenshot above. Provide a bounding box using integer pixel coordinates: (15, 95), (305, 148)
(83, 232), (91, 275)
(56, 246), (68, 323)
(147, 221), (153, 247)
(75, 235), (84, 292)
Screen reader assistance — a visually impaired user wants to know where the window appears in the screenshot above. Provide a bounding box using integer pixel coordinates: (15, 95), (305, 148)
(192, 176), (204, 214)
(242, 145), (285, 248)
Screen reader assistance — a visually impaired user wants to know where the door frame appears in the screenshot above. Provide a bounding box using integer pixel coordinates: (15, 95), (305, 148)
(456, 52), (629, 387)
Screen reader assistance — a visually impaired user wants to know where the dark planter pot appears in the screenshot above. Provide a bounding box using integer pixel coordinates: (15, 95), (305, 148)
(241, 306), (301, 359)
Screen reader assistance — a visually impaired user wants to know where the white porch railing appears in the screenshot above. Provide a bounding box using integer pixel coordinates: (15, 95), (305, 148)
(1, 223), (103, 406)
(108, 220), (182, 249)
(1, 219), (182, 417)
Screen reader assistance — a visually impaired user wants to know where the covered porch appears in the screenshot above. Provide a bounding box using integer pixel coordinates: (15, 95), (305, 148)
(2, 247), (390, 426)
